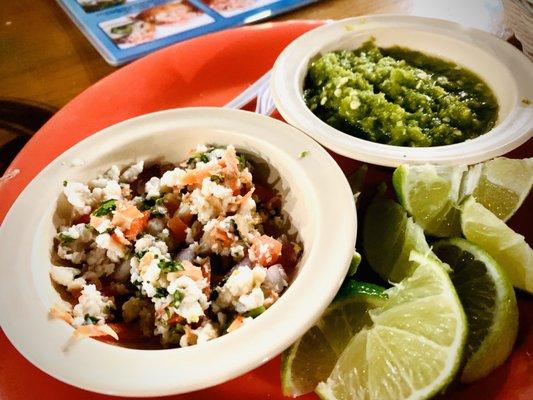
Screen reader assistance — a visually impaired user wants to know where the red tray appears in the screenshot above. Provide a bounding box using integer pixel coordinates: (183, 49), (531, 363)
(0, 20), (531, 400)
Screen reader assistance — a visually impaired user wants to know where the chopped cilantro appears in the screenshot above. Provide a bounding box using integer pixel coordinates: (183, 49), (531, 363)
(137, 198), (154, 211)
(158, 259), (184, 272)
(62, 180), (68, 187)
(135, 250), (148, 259)
(247, 305), (266, 318)
(229, 218), (241, 239)
(236, 154), (247, 170)
(298, 150), (310, 158)
(151, 197), (166, 217)
(84, 314), (99, 324)
(170, 323), (184, 334)
(173, 290), (183, 305)
(187, 152), (209, 165)
(58, 232), (75, 244)
(92, 199), (116, 216)
(137, 196), (165, 216)
(210, 174), (224, 184)
(154, 287), (169, 298)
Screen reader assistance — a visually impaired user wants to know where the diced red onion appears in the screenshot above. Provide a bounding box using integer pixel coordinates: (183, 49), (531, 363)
(263, 264), (288, 293)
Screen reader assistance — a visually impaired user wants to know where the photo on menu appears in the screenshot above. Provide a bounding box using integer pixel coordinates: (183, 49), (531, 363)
(99, 1), (215, 49)
(204, 0), (280, 17)
(77, 0), (136, 12)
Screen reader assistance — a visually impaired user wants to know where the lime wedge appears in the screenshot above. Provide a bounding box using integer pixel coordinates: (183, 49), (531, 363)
(363, 199), (436, 282)
(461, 196), (533, 293)
(393, 164), (465, 237)
(433, 238), (518, 382)
(281, 282), (386, 397)
(467, 157), (532, 221)
(393, 158), (532, 237)
(316, 251), (467, 400)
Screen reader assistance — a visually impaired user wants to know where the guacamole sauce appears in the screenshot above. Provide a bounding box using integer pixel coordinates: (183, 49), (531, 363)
(304, 40), (499, 147)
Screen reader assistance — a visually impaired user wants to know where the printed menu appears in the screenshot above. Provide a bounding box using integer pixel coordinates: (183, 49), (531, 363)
(57, 0), (318, 65)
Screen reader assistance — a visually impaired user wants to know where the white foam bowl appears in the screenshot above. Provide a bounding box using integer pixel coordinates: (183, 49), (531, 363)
(0, 108), (356, 396)
(271, 15), (533, 167)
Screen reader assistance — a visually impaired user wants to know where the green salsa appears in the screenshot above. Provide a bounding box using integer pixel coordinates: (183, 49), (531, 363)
(303, 40), (499, 147)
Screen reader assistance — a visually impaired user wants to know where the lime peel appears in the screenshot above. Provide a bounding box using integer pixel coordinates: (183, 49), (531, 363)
(433, 237), (519, 382)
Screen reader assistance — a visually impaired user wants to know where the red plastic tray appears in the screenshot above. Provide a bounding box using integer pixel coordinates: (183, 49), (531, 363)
(0, 20), (531, 400)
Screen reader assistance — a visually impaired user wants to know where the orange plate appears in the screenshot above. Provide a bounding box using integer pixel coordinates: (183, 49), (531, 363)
(0, 21), (531, 400)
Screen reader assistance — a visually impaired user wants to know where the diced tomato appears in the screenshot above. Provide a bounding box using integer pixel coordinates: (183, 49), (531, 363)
(179, 211), (193, 225)
(168, 314), (185, 326)
(111, 232), (121, 245)
(73, 214), (90, 224)
(167, 215), (188, 243)
(124, 211), (150, 240)
(249, 235), (282, 267)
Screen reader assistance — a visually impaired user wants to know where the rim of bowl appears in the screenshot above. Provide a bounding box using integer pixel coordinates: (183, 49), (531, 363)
(0, 108), (356, 396)
(271, 15), (533, 167)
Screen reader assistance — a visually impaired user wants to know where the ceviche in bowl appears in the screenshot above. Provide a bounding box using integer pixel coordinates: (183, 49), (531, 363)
(0, 108), (356, 396)
(51, 144), (302, 349)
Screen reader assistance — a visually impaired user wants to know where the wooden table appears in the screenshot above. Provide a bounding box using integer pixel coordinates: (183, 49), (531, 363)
(0, 0), (511, 110)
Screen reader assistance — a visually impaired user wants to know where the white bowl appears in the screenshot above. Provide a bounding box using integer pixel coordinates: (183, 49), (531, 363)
(0, 108), (356, 396)
(271, 15), (533, 167)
